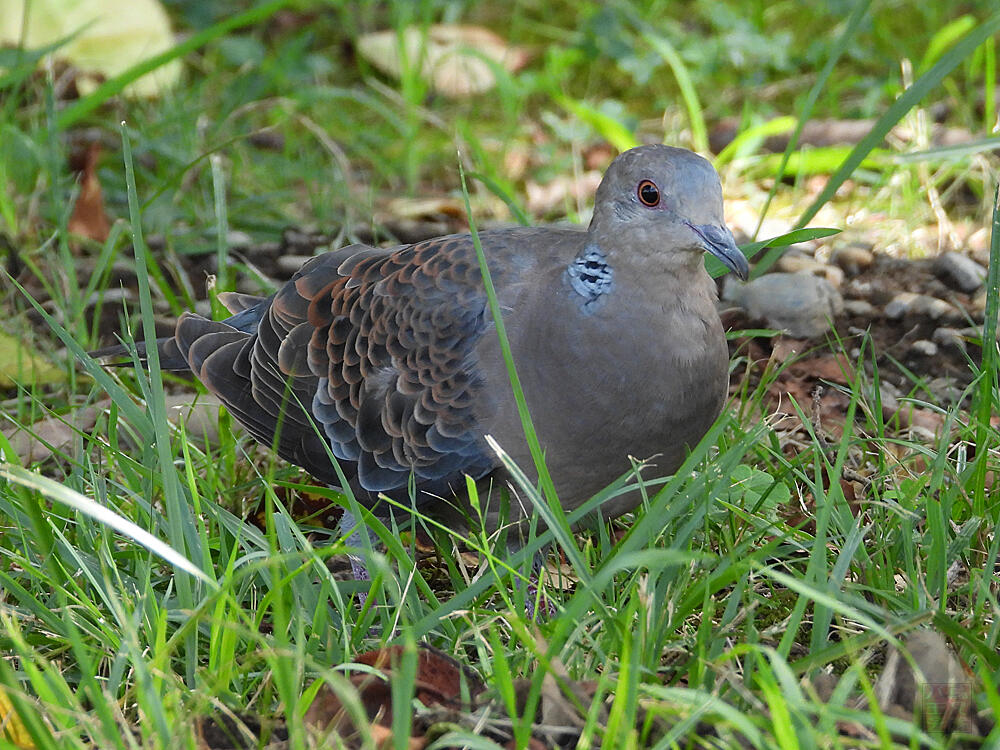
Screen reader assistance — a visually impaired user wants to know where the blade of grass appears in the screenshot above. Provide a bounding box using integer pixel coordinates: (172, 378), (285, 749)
(456, 156), (563, 535)
(714, 116), (797, 166)
(985, 37), (997, 132)
(890, 135), (1000, 163)
(752, 0), (871, 242)
(553, 94), (638, 152)
(641, 31), (708, 153)
(971, 187), (999, 518)
(120, 121), (209, 687)
(0, 465), (214, 586)
(793, 11), (1000, 234)
(919, 15), (977, 72)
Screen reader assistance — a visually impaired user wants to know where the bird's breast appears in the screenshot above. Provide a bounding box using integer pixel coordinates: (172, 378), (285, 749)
(473, 273), (729, 509)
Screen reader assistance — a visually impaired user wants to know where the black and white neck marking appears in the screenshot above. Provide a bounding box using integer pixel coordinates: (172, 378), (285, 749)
(566, 245), (613, 311)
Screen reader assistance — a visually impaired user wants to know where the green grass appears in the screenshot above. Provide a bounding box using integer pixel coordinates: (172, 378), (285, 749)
(1, 1), (999, 747)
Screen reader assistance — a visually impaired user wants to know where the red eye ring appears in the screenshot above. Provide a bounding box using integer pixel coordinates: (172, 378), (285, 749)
(637, 180), (660, 207)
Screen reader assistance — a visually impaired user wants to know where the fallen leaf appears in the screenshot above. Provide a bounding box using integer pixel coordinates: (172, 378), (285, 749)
(381, 197), (466, 221)
(2, 403), (101, 465)
(868, 630), (984, 736)
(163, 393), (226, 447)
(306, 644), (485, 743)
(0, 0), (182, 97)
(0, 327), (65, 389)
(525, 170), (602, 216)
(68, 142), (111, 242)
(357, 25), (529, 98)
(0, 685), (35, 749)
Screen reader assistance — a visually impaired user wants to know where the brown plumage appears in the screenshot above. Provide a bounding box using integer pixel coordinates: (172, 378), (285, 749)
(102, 145), (748, 532)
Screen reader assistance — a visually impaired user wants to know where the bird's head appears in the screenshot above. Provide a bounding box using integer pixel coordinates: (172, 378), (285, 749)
(591, 144), (749, 280)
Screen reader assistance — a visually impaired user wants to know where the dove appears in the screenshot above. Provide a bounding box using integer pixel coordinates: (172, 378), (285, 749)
(98, 144), (748, 582)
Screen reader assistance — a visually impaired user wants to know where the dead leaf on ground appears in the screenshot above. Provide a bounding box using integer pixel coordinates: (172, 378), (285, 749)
(1, 392), (224, 466)
(0, 327), (65, 389)
(305, 644), (485, 746)
(68, 142), (111, 242)
(0, 0), (182, 97)
(525, 170), (602, 216)
(357, 25), (530, 98)
(0, 684), (36, 749)
(162, 393), (227, 447)
(2, 402), (103, 465)
(837, 629), (990, 739)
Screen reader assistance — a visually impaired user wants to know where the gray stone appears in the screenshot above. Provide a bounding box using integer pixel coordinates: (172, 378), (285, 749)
(723, 272), (843, 338)
(884, 292), (961, 322)
(969, 288), (987, 321)
(829, 242), (875, 276)
(276, 254), (316, 275)
(226, 230), (254, 249)
(958, 324), (1000, 343)
(932, 327), (967, 355)
(878, 382), (900, 417)
(777, 253), (844, 287)
(934, 251), (987, 293)
(843, 299), (878, 318)
(908, 339), (938, 358)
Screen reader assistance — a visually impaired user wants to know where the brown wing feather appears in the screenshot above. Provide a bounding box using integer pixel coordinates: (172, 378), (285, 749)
(171, 236), (497, 501)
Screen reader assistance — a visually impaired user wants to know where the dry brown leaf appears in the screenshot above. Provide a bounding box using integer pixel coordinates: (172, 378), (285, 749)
(379, 197), (466, 222)
(2, 403), (102, 465)
(68, 142), (111, 242)
(162, 393), (226, 446)
(868, 630), (984, 736)
(894, 404), (946, 439)
(306, 645), (485, 743)
(357, 25), (529, 98)
(525, 171), (601, 216)
(2, 393), (223, 466)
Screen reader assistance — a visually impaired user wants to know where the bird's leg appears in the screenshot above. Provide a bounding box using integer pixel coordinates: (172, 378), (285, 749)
(518, 546), (557, 620)
(336, 510), (376, 606)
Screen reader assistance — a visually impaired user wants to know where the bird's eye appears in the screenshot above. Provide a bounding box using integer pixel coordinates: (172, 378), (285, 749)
(637, 180), (660, 207)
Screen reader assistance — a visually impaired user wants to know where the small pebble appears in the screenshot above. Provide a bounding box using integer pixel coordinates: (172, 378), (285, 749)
(884, 292), (918, 319)
(776, 254), (844, 287)
(932, 327), (967, 355)
(958, 325), (1000, 343)
(969, 288), (987, 321)
(933, 251), (987, 293)
(884, 292), (961, 322)
(908, 339), (938, 357)
(226, 230), (254, 249)
(277, 254), (316, 275)
(878, 382), (900, 418)
(829, 242), (875, 276)
(843, 299), (878, 318)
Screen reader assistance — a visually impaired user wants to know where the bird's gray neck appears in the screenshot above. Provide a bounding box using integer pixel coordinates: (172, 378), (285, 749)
(565, 243), (613, 312)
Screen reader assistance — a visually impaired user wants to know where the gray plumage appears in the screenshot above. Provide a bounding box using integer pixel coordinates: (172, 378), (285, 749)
(101, 144), (749, 530)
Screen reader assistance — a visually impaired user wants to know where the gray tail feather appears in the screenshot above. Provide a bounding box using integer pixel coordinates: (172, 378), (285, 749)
(89, 337), (191, 372)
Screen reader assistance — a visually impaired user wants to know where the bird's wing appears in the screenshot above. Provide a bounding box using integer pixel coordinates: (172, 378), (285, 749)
(176, 236), (498, 496)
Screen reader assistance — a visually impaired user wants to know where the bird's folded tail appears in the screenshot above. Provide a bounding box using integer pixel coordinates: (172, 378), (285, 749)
(88, 291), (270, 372)
(88, 336), (192, 372)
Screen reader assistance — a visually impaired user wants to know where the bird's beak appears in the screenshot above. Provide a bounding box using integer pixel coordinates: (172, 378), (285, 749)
(687, 222), (750, 280)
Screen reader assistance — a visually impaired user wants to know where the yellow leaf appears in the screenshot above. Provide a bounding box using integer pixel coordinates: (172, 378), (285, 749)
(0, 687), (35, 749)
(0, 0), (181, 98)
(0, 327), (65, 389)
